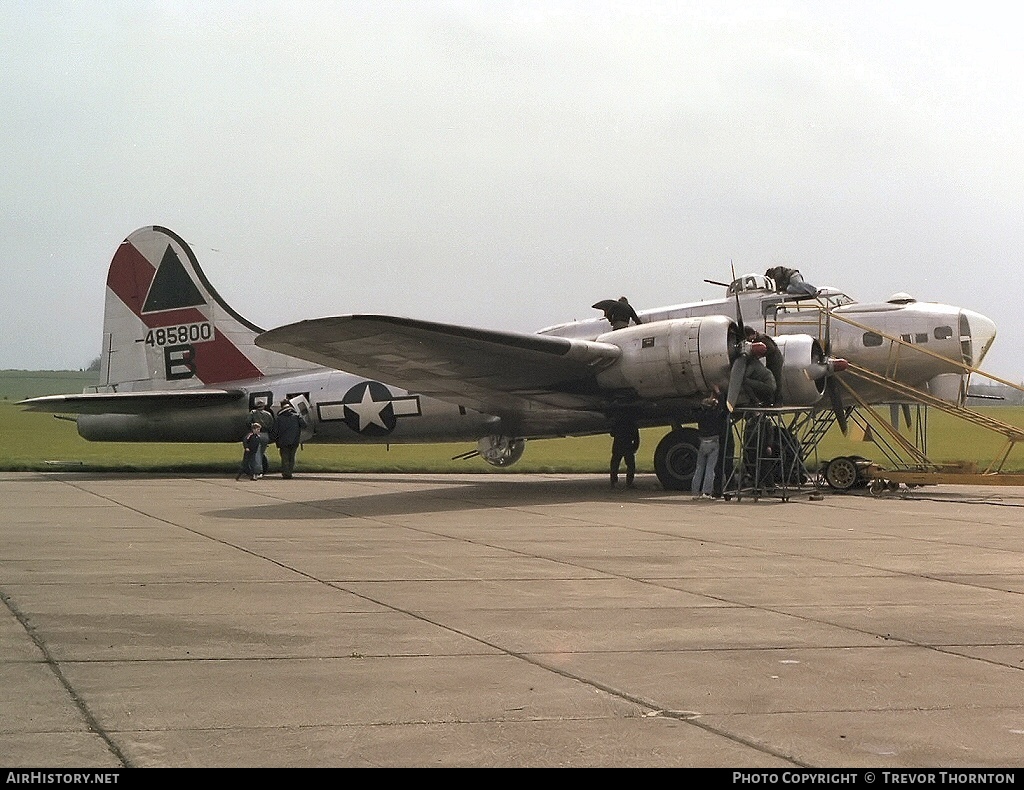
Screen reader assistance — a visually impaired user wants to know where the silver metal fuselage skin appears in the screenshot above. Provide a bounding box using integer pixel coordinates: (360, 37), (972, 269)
(57, 224), (996, 449)
(77, 286), (997, 445)
(78, 369), (498, 444)
(541, 285), (996, 408)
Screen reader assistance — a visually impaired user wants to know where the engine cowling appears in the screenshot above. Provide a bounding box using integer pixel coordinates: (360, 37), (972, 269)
(926, 372), (966, 405)
(773, 334), (828, 407)
(591, 316), (830, 407)
(593, 316), (736, 398)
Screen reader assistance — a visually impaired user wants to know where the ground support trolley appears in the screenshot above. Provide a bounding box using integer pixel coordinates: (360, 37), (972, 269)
(864, 463), (1024, 495)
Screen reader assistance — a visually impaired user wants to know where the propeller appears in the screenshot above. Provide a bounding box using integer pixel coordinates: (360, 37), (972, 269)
(827, 378), (849, 435)
(805, 351), (851, 435)
(816, 297), (850, 436)
(723, 261), (784, 411)
(726, 338), (767, 411)
(725, 261), (750, 412)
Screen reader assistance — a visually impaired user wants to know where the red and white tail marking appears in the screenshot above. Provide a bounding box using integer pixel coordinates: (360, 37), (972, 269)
(100, 226), (314, 389)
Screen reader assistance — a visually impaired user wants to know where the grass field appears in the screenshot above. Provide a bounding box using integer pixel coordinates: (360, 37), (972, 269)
(4, 370), (1024, 474)
(0, 370), (98, 402)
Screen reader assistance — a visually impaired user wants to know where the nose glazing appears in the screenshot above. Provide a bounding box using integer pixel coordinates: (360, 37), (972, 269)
(959, 309), (997, 368)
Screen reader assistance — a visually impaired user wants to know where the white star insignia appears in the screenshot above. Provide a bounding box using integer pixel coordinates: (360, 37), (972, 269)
(346, 386), (390, 431)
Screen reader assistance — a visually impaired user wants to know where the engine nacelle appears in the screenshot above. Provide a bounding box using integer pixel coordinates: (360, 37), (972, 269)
(592, 316), (829, 407)
(926, 373), (966, 405)
(774, 335), (828, 407)
(477, 435), (526, 467)
(594, 316), (735, 398)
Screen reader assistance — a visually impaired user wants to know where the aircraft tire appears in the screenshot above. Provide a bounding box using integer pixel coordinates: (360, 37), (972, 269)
(823, 456), (859, 491)
(654, 427), (701, 491)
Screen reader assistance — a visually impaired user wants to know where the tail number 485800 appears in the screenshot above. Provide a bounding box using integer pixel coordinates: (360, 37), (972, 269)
(145, 322), (213, 348)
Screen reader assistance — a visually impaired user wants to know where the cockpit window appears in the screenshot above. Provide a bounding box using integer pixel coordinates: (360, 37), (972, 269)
(727, 274), (773, 295)
(934, 326), (953, 340)
(815, 290), (856, 309)
(863, 332), (883, 347)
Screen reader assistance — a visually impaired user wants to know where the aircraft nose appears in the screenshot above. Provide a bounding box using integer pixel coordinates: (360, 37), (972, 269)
(961, 309), (997, 368)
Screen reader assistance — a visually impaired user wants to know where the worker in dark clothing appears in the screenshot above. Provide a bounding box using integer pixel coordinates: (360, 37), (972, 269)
(765, 266), (817, 298)
(692, 388), (728, 499)
(740, 361), (777, 407)
(272, 399), (307, 479)
(744, 326), (784, 404)
(247, 401), (275, 476)
(237, 423), (263, 481)
(609, 413), (640, 488)
(595, 296), (643, 330)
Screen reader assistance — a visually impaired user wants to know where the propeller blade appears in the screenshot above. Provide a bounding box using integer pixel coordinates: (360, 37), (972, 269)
(902, 403), (913, 429)
(804, 363), (828, 382)
(827, 377), (848, 436)
(726, 357), (748, 412)
(889, 404), (901, 429)
(725, 339), (769, 411)
(730, 260), (745, 336)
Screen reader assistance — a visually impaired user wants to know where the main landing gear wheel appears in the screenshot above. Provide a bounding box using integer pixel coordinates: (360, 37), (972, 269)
(654, 427), (700, 491)
(823, 456), (859, 491)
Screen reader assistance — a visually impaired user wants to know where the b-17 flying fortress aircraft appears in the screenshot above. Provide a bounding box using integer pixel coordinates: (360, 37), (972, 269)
(21, 226), (998, 490)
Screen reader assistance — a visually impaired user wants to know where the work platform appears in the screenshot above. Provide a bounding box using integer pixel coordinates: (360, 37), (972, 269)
(722, 407), (818, 502)
(759, 298), (1024, 492)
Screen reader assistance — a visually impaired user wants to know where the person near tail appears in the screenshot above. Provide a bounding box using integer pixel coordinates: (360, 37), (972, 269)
(238, 423), (263, 481)
(272, 399), (307, 479)
(247, 402), (275, 476)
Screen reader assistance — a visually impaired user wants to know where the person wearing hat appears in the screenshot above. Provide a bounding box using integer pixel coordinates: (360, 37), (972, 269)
(272, 399), (307, 479)
(247, 401), (275, 475)
(238, 422), (263, 481)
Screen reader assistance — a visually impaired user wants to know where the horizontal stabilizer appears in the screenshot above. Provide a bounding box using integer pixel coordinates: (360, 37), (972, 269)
(18, 390), (245, 415)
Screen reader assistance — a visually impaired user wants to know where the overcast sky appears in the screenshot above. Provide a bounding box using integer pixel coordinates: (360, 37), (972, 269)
(2, 0), (1022, 381)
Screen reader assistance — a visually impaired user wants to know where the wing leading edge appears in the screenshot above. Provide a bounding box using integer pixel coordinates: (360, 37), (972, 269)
(256, 315), (622, 422)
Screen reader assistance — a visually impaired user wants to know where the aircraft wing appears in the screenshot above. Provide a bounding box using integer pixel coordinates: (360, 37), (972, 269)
(256, 316), (622, 420)
(18, 390), (245, 415)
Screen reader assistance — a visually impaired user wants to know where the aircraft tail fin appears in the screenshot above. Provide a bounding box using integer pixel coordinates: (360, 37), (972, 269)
(96, 226), (316, 392)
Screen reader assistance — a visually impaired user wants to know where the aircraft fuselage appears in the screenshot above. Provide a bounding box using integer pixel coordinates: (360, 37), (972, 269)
(78, 369), (499, 444)
(24, 225), (998, 466)
(541, 280), (996, 406)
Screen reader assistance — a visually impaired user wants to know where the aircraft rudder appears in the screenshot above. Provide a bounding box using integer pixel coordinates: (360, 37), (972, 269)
(100, 226), (269, 389)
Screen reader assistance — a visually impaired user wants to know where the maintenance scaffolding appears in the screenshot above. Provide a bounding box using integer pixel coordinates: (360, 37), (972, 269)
(722, 406), (821, 502)
(761, 299), (1024, 493)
